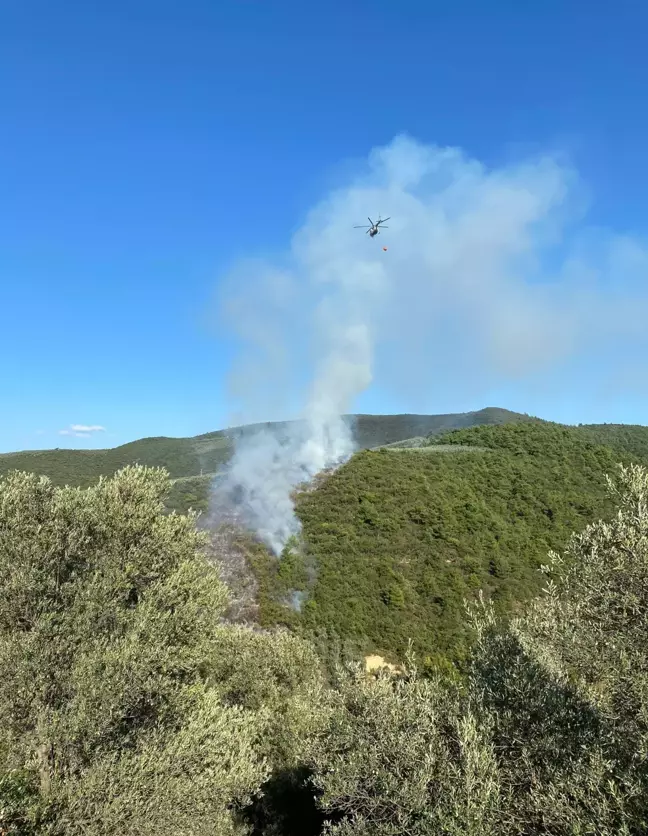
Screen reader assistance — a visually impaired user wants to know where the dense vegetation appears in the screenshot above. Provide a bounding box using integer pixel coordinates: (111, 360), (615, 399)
(2, 462), (648, 834)
(245, 421), (646, 671)
(10, 412), (648, 674)
(63, 415), (648, 676)
(576, 422), (648, 462)
(167, 473), (214, 515)
(351, 406), (531, 447)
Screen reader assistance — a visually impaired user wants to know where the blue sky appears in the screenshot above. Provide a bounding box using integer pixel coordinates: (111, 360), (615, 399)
(2, 0), (648, 452)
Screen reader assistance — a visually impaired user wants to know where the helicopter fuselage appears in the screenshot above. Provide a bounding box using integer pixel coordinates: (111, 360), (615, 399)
(368, 227), (379, 237)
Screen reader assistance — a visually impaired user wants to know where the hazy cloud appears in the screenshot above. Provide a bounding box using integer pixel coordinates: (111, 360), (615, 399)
(59, 424), (106, 439)
(70, 424), (106, 432)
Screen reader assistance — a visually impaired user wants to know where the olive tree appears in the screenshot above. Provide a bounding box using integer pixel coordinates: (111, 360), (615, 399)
(307, 656), (502, 836)
(0, 466), (268, 834)
(469, 462), (648, 834)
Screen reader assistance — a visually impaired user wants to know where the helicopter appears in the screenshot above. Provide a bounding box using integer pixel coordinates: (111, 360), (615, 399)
(354, 216), (390, 237)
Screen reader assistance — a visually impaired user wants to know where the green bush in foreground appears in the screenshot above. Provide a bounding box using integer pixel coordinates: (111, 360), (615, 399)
(0, 466), (327, 835)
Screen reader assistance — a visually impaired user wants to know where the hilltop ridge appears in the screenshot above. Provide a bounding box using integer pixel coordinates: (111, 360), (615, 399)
(0, 407), (532, 487)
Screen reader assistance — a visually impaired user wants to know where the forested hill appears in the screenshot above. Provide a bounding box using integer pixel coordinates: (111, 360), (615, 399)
(250, 420), (648, 672)
(351, 406), (531, 447)
(4, 408), (648, 674)
(0, 407), (530, 487)
(576, 422), (648, 462)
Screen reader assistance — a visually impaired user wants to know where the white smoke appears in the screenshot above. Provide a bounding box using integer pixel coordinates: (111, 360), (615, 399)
(211, 134), (648, 555)
(211, 321), (373, 555)
(213, 416), (353, 555)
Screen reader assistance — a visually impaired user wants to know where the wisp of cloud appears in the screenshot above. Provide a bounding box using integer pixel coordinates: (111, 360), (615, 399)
(211, 134), (648, 555)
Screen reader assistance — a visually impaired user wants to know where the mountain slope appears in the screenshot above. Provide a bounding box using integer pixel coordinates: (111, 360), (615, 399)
(5, 410), (648, 674)
(0, 435), (232, 488)
(354, 407), (533, 448)
(252, 421), (648, 670)
(0, 407), (531, 487)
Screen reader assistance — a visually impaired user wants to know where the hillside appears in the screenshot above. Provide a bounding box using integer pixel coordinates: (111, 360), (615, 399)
(355, 406), (532, 447)
(0, 407), (530, 487)
(5, 409), (648, 674)
(576, 422), (648, 461)
(249, 420), (648, 671)
(0, 435), (232, 489)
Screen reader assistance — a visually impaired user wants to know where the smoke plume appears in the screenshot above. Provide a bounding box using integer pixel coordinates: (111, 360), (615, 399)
(211, 134), (648, 554)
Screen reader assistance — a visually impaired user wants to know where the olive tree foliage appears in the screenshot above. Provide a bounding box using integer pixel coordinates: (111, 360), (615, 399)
(307, 655), (502, 836)
(207, 625), (332, 765)
(469, 462), (648, 834)
(0, 466), (271, 834)
(57, 691), (265, 836)
(309, 464), (648, 835)
(202, 626), (334, 836)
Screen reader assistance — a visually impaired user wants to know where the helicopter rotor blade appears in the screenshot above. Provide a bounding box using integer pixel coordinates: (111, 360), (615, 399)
(368, 217), (374, 226)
